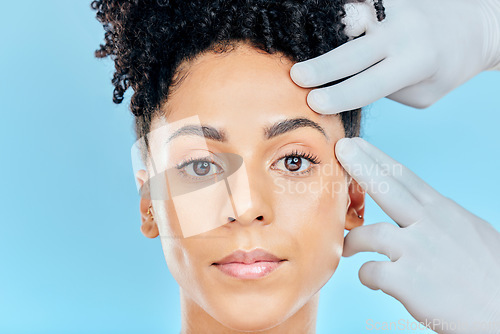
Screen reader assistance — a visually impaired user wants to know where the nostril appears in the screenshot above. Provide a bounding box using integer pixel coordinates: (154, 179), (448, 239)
(256, 216), (263, 221)
(228, 217), (236, 223)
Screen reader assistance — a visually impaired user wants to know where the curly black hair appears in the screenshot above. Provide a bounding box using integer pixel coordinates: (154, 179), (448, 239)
(91, 0), (385, 158)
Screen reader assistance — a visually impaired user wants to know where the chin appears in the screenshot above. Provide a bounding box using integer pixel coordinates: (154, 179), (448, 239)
(217, 311), (286, 332)
(210, 294), (294, 332)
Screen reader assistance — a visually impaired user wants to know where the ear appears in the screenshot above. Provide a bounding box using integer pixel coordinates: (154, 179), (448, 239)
(345, 177), (365, 230)
(136, 169), (159, 238)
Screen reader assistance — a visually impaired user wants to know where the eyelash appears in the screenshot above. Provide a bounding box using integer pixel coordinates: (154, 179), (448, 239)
(175, 150), (321, 181)
(271, 149), (321, 176)
(175, 155), (223, 182)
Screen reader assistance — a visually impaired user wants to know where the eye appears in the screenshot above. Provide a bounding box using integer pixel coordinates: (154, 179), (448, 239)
(272, 150), (321, 175)
(176, 156), (224, 181)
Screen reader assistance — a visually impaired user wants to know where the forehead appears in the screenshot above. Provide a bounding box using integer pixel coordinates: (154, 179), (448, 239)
(155, 43), (342, 138)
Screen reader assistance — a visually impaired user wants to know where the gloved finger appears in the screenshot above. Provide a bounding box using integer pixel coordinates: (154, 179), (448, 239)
(352, 137), (442, 205)
(343, 222), (404, 261)
(335, 138), (424, 226)
(306, 57), (429, 114)
(290, 35), (385, 88)
(358, 260), (399, 295)
(342, 1), (379, 38)
(387, 81), (442, 109)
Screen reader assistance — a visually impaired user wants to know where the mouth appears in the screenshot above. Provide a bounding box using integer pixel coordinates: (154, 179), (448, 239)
(211, 248), (287, 279)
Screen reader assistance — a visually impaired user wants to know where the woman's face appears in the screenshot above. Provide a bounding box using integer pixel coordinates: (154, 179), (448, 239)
(138, 43), (365, 331)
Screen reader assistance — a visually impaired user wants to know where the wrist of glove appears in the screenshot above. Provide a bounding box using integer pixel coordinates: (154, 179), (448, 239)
(482, 0), (500, 71)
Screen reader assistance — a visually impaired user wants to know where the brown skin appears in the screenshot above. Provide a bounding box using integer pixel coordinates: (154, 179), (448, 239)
(136, 42), (365, 334)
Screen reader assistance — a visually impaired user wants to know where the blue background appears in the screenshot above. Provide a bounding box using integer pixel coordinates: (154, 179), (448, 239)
(1, 1), (498, 333)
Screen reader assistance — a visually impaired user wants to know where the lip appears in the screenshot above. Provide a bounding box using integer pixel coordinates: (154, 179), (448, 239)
(212, 248), (287, 279)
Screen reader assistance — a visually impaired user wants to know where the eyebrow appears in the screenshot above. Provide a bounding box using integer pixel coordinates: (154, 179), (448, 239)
(166, 117), (329, 143)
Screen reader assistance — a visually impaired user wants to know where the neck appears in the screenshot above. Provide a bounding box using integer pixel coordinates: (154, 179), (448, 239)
(179, 288), (319, 334)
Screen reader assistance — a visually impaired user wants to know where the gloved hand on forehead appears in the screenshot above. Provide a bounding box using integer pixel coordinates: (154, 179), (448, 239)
(335, 137), (500, 334)
(290, 0), (500, 114)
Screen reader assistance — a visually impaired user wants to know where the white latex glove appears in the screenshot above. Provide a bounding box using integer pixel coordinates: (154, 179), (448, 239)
(290, 0), (500, 114)
(335, 137), (500, 334)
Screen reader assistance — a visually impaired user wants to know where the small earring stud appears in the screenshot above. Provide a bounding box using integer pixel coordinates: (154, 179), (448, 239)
(147, 206), (153, 216)
(358, 214), (363, 219)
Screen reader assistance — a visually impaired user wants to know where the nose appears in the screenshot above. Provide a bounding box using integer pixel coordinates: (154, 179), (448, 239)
(225, 160), (274, 227)
(227, 214), (265, 224)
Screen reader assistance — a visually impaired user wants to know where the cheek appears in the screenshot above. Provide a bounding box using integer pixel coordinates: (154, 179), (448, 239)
(274, 173), (348, 237)
(273, 174), (348, 288)
(152, 200), (182, 270)
(152, 199), (203, 294)
(152, 198), (183, 238)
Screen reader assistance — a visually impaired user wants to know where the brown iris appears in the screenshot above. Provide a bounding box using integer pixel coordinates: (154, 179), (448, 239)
(284, 156), (301, 172)
(193, 161), (211, 176)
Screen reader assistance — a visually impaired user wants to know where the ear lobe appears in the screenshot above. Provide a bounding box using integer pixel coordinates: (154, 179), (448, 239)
(136, 170), (159, 239)
(345, 177), (365, 230)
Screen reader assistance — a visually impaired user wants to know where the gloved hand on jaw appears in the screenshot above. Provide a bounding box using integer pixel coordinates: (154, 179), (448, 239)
(290, 0), (500, 114)
(335, 137), (500, 334)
